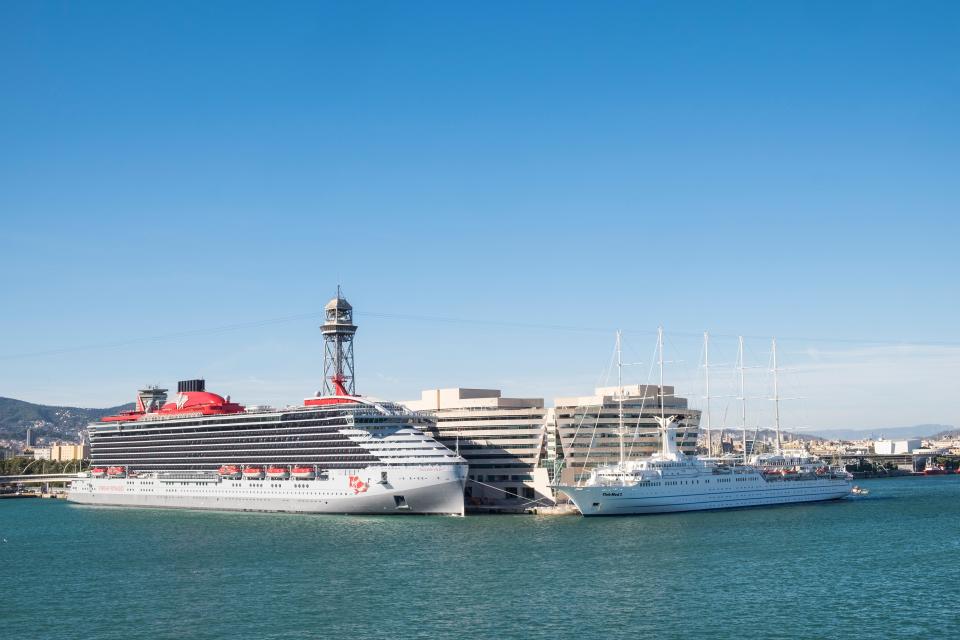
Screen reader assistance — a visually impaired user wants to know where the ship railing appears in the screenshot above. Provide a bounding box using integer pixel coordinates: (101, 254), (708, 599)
(156, 471), (222, 483)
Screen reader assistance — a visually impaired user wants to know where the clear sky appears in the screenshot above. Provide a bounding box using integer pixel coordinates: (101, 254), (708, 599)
(1, 2), (958, 430)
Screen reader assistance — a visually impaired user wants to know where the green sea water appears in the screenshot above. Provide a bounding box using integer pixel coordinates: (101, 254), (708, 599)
(2, 476), (958, 639)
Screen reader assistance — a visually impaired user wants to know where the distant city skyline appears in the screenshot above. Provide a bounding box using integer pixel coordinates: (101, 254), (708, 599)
(1, 2), (957, 428)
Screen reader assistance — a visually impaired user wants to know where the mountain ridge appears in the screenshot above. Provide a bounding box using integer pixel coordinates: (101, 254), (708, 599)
(0, 396), (134, 442)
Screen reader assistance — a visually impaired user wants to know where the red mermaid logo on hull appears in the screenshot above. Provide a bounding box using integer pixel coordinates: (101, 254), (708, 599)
(349, 475), (368, 494)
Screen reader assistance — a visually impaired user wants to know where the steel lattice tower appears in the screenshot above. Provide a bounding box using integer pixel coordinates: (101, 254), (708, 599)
(321, 287), (357, 396)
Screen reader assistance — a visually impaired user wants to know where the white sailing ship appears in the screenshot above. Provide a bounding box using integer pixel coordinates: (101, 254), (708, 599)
(555, 329), (852, 516)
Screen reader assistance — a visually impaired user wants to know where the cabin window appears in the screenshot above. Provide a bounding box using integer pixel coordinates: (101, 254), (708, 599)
(393, 495), (407, 508)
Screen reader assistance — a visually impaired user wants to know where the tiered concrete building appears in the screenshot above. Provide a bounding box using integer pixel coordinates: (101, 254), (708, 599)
(550, 384), (701, 486)
(404, 384), (701, 509)
(403, 388), (552, 508)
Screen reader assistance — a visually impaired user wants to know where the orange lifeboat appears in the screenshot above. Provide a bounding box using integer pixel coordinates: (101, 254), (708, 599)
(106, 466), (126, 478)
(91, 467), (107, 478)
(243, 466), (265, 479)
(291, 466), (316, 480)
(218, 465), (241, 479)
(267, 466), (290, 480)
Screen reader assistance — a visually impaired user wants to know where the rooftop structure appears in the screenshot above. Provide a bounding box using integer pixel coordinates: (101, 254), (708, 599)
(874, 438), (922, 455)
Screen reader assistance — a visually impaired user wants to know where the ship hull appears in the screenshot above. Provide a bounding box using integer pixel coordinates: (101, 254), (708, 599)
(68, 466), (467, 516)
(558, 478), (852, 516)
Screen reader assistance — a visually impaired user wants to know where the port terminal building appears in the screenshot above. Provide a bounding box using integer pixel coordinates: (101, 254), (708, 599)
(404, 385), (701, 510)
(403, 388), (552, 509)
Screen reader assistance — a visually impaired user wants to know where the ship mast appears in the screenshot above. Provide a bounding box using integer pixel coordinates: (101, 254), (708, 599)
(772, 337), (782, 454)
(704, 331), (712, 457)
(738, 335), (747, 465)
(616, 330), (625, 470)
(658, 327), (666, 425)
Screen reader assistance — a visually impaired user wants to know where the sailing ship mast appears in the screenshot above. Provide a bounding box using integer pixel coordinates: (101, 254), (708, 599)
(658, 326), (667, 440)
(704, 331), (712, 457)
(616, 330), (625, 470)
(772, 337), (782, 454)
(738, 335), (747, 464)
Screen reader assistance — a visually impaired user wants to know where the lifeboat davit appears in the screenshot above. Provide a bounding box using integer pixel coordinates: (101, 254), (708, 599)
(91, 467), (107, 478)
(267, 466), (290, 480)
(291, 466), (316, 480)
(243, 466), (264, 479)
(106, 466), (126, 478)
(218, 465), (241, 479)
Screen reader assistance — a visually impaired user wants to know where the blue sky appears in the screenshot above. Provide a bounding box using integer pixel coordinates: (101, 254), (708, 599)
(1, 2), (957, 429)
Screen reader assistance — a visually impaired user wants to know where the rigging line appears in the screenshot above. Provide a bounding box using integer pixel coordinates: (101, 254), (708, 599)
(7, 306), (960, 361)
(626, 335), (659, 460)
(465, 479), (553, 508)
(568, 336), (619, 462)
(359, 311), (616, 335)
(563, 337), (618, 490)
(576, 400), (605, 488)
(0, 312), (328, 361)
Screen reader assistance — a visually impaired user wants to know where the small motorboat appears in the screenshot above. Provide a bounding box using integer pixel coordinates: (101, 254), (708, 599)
(851, 485), (870, 496)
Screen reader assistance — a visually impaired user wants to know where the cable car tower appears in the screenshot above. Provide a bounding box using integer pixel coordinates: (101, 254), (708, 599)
(321, 287), (357, 396)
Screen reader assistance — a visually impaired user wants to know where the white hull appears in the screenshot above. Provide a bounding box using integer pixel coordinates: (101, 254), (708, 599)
(68, 466), (467, 516)
(558, 477), (851, 516)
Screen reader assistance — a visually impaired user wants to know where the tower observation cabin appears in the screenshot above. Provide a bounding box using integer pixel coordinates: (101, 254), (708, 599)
(321, 288), (357, 396)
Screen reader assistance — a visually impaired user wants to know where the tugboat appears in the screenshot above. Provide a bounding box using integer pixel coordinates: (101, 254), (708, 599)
(923, 460), (946, 475)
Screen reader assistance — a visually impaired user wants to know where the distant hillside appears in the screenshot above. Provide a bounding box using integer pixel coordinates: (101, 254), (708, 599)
(712, 428), (822, 442)
(0, 397), (134, 442)
(708, 425), (955, 442)
(801, 424), (954, 441)
(932, 428), (960, 440)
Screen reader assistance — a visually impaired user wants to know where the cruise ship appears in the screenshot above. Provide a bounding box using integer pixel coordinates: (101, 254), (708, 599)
(555, 330), (852, 516)
(67, 293), (468, 515)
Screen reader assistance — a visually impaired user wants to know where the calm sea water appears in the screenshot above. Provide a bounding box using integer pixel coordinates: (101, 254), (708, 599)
(3, 476), (959, 639)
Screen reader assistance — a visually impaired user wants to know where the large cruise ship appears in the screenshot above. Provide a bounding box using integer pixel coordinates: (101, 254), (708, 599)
(555, 330), (852, 516)
(67, 293), (468, 515)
